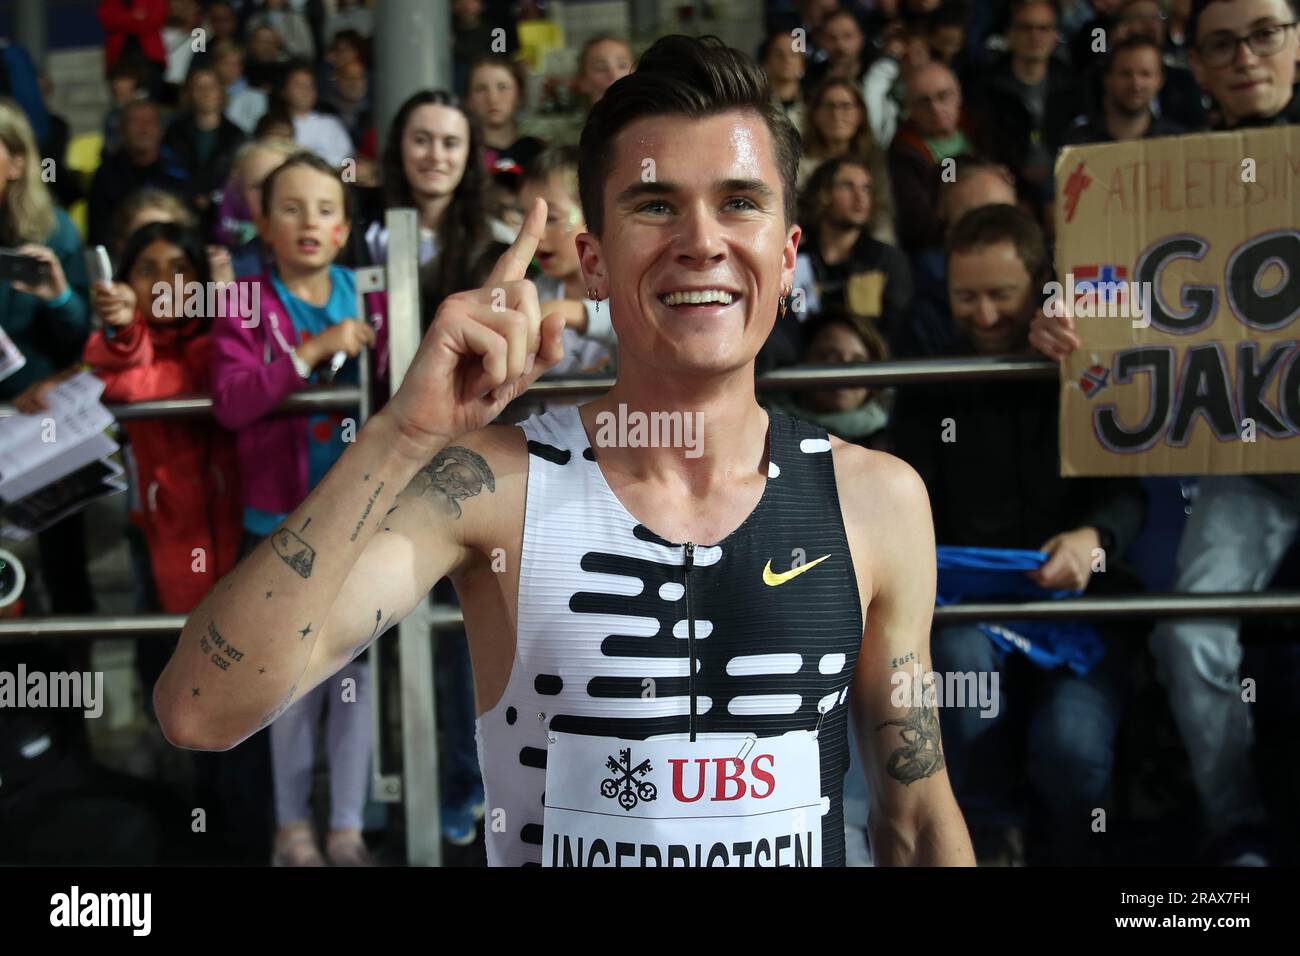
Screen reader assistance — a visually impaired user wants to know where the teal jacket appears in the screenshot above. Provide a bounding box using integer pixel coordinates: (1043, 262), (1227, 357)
(0, 207), (91, 400)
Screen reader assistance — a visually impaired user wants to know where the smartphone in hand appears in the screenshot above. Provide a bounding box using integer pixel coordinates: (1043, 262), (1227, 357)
(0, 248), (49, 285)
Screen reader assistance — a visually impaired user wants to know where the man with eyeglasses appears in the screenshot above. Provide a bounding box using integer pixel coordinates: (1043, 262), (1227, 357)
(1031, 0), (1299, 865)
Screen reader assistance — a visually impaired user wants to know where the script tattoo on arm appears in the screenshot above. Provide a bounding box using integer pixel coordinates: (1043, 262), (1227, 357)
(411, 446), (496, 519)
(350, 479), (387, 541)
(199, 621), (246, 671)
(876, 703), (946, 786)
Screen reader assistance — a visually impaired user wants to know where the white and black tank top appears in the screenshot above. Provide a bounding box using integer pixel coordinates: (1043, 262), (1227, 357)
(474, 404), (865, 866)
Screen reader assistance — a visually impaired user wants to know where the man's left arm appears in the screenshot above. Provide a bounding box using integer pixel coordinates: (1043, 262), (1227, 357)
(837, 445), (974, 866)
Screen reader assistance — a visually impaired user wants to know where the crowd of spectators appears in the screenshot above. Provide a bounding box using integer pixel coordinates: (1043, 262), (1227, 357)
(1, 0), (1298, 867)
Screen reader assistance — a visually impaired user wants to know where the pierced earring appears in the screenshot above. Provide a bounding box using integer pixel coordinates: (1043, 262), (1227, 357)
(588, 287), (601, 313)
(779, 284), (790, 319)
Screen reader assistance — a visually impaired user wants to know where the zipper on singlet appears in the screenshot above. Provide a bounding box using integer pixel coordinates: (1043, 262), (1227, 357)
(684, 541), (697, 742)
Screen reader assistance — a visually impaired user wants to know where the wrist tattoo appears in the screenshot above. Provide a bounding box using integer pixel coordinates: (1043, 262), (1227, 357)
(350, 480), (386, 541)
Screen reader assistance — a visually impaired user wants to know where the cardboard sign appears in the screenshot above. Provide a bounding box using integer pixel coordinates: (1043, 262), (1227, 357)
(1054, 126), (1300, 476)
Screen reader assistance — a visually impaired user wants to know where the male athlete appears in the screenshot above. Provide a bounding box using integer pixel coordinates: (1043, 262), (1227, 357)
(156, 35), (975, 867)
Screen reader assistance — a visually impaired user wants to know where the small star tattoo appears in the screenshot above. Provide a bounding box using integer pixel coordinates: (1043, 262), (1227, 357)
(259, 667), (266, 674)
(298, 623), (313, 639)
(192, 688), (200, 697)
(266, 591), (273, 599)
(363, 473), (371, 480)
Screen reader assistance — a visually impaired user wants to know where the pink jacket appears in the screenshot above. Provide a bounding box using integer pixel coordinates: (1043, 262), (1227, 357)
(209, 271), (388, 515)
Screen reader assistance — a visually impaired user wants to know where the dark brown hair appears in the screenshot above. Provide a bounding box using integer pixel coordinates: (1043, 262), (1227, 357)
(1188, 0), (1298, 44)
(946, 203), (1048, 281)
(577, 34), (800, 236)
(1106, 34), (1165, 73)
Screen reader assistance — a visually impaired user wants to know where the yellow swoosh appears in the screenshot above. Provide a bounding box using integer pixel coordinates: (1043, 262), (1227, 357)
(762, 554), (832, 586)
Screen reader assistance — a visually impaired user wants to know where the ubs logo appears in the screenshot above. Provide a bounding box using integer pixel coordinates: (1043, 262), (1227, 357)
(600, 748), (658, 811)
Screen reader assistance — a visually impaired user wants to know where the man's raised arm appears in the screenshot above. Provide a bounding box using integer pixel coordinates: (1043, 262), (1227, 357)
(154, 199), (568, 750)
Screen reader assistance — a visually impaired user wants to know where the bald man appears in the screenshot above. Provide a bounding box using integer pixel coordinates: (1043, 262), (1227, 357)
(888, 62), (983, 252)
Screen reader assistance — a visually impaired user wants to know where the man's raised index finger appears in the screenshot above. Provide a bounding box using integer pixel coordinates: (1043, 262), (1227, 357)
(486, 197), (547, 286)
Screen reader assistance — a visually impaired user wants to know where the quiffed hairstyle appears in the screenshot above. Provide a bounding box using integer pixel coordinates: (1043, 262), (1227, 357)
(945, 203), (1049, 281)
(578, 34), (800, 236)
(1189, 0), (1300, 44)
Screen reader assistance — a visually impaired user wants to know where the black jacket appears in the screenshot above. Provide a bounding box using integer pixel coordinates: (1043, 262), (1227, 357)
(892, 369), (1146, 563)
(800, 227), (914, 331)
(162, 114), (246, 235)
(1061, 110), (1186, 146)
(86, 150), (190, 248)
(967, 54), (1085, 192)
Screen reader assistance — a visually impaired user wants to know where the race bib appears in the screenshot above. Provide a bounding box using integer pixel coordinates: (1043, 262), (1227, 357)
(543, 730), (824, 867)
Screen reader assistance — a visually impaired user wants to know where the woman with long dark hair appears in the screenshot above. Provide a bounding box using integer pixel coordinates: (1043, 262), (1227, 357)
(368, 89), (515, 328)
(365, 88), (514, 844)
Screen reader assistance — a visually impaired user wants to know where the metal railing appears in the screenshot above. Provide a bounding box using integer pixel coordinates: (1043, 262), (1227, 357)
(1, 226), (1291, 865)
(4, 590), (1300, 643)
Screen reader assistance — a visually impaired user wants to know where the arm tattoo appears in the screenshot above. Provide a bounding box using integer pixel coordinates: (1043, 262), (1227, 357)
(272, 527), (316, 578)
(412, 446), (495, 519)
(199, 621), (246, 671)
(876, 704), (946, 786)
(349, 609), (395, 661)
(257, 681), (300, 730)
(350, 481), (387, 541)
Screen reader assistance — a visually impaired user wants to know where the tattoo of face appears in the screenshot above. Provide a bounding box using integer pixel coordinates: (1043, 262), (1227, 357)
(199, 621), (246, 671)
(272, 527), (316, 578)
(876, 704), (945, 786)
(413, 446), (495, 519)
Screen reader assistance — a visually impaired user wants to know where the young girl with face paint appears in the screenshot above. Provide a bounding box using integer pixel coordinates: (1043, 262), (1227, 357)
(208, 152), (388, 867)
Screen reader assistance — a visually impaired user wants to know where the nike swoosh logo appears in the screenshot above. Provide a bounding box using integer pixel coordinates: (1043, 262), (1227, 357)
(762, 554), (831, 586)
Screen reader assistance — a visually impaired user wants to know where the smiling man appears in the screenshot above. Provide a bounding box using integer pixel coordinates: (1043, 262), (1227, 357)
(155, 35), (974, 868)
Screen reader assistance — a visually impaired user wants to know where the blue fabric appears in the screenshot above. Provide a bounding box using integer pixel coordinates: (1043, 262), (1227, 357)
(936, 545), (1105, 676)
(244, 265), (360, 532)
